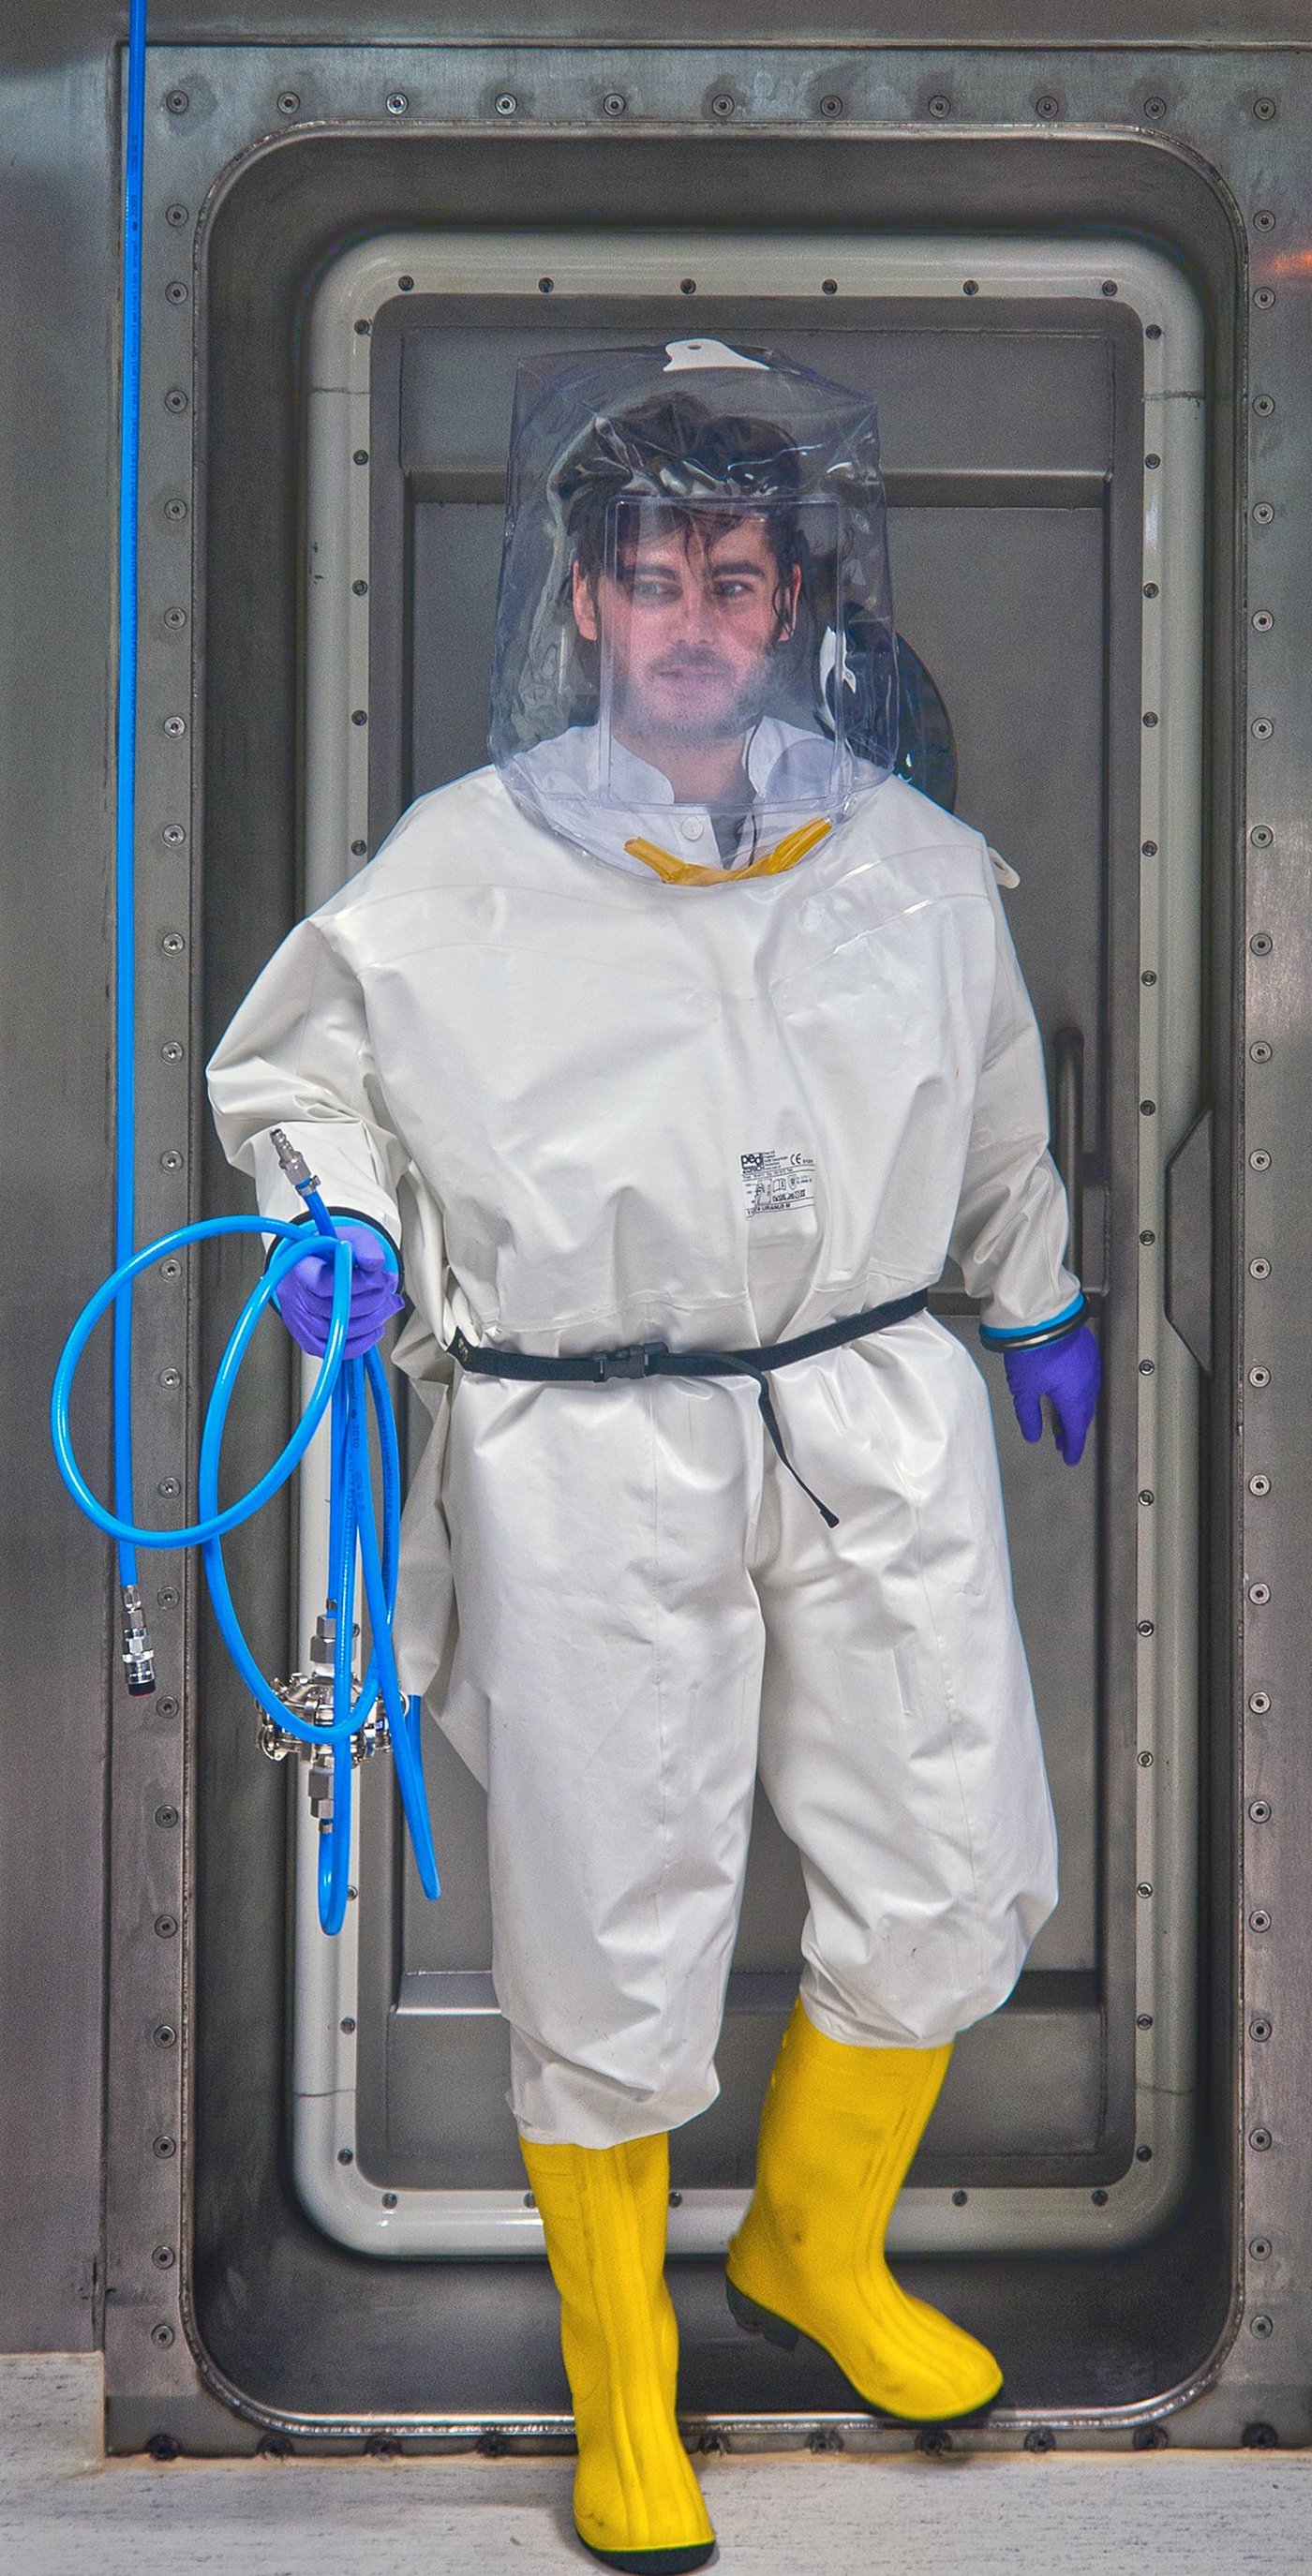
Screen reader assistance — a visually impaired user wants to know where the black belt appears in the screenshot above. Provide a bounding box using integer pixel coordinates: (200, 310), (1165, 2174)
(448, 1288), (931, 1530)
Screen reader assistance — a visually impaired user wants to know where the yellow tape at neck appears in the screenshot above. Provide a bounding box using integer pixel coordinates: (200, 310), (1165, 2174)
(625, 816), (831, 888)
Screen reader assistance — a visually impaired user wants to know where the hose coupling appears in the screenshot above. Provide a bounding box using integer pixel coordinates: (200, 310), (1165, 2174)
(270, 1126), (319, 1198)
(121, 1586), (157, 1696)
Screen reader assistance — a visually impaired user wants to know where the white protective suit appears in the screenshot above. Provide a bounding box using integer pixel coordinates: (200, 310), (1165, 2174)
(207, 761), (1073, 2148)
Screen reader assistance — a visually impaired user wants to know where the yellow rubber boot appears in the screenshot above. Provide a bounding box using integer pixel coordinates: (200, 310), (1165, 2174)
(521, 2131), (716, 2573)
(725, 1999), (1003, 2422)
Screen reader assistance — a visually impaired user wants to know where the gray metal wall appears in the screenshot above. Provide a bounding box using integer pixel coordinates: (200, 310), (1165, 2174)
(3, 0), (1311, 2461)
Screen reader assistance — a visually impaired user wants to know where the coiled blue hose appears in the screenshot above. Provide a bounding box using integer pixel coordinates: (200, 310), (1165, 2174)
(51, 1194), (441, 1935)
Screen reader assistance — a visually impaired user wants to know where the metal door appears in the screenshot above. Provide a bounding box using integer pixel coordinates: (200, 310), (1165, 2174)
(10, 23), (1294, 2455)
(288, 231), (1203, 2262)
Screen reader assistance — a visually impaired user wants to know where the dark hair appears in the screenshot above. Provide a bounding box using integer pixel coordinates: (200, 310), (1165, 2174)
(559, 391), (804, 592)
(557, 391), (808, 663)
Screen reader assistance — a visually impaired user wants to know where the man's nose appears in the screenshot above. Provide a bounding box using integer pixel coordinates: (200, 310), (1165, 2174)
(672, 581), (723, 647)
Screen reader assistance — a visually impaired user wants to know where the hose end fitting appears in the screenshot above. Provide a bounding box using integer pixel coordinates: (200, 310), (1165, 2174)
(121, 1585), (157, 1696)
(270, 1126), (319, 1199)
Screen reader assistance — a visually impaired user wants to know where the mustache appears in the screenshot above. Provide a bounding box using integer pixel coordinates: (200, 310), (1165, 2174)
(648, 651), (736, 678)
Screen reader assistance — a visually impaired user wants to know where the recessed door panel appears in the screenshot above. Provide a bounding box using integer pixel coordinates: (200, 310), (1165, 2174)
(289, 232), (1201, 2259)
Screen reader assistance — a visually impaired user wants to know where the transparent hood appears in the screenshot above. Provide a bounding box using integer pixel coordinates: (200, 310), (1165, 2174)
(489, 338), (898, 881)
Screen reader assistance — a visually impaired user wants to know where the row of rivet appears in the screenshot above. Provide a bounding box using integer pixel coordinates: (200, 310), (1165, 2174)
(137, 181), (197, 2376)
(1244, 319), (1282, 2346)
(157, 84), (1286, 127)
(1133, 362), (1169, 2179)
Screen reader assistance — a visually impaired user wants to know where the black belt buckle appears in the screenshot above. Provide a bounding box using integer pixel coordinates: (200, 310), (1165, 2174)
(593, 1340), (670, 1382)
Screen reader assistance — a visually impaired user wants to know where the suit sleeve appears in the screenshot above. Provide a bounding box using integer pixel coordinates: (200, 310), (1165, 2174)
(948, 867), (1083, 1335)
(206, 911), (405, 1244)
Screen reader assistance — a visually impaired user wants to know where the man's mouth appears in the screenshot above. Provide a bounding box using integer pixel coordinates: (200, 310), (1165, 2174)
(650, 655), (733, 678)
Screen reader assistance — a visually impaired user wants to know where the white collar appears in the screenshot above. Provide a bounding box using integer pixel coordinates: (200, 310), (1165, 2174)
(501, 721), (879, 878)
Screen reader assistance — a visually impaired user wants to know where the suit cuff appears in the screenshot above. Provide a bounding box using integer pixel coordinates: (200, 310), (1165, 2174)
(978, 1292), (1086, 1350)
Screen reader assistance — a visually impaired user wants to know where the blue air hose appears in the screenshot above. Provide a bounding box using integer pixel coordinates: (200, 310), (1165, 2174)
(112, 0), (148, 1608)
(60, 0), (437, 1931)
(51, 1179), (442, 1936)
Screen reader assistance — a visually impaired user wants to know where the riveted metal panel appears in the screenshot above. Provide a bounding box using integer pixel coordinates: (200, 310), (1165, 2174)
(125, 45), (1247, 2452)
(0, 37), (137, 2357)
(2, 3), (1306, 2460)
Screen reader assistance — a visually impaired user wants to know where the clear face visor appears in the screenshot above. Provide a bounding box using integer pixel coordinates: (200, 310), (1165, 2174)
(580, 495), (843, 818)
(489, 343), (898, 874)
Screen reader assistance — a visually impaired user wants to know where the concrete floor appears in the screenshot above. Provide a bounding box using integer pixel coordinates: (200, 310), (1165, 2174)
(5, 2356), (1312, 2575)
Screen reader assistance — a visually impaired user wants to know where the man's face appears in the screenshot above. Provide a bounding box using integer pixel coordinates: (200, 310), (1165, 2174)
(572, 507), (799, 762)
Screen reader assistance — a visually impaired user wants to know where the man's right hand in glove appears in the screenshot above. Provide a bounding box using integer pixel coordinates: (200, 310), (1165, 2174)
(274, 1219), (404, 1360)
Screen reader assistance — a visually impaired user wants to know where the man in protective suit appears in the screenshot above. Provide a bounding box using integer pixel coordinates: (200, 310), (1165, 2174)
(209, 339), (1100, 2573)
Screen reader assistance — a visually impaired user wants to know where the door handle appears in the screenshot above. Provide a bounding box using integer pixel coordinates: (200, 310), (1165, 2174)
(1053, 1026), (1086, 1284)
(1164, 1109), (1214, 1374)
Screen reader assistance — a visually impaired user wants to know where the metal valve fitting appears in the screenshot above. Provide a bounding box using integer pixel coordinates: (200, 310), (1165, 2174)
(121, 1585), (157, 1695)
(270, 1126), (319, 1196)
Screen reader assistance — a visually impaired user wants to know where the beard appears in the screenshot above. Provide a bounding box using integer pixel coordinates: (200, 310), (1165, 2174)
(611, 648), (775, 748)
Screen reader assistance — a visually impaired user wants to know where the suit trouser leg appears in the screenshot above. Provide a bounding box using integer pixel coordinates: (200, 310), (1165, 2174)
(441, 1370), (768, 2148)
(753, 1315), (1058, 2049)
(726, 1318), (1053, 2420)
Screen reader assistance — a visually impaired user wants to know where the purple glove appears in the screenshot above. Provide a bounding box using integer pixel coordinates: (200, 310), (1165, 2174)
(1003, 1322), (1101, 1467)
(274, 1219), (404, 1360)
